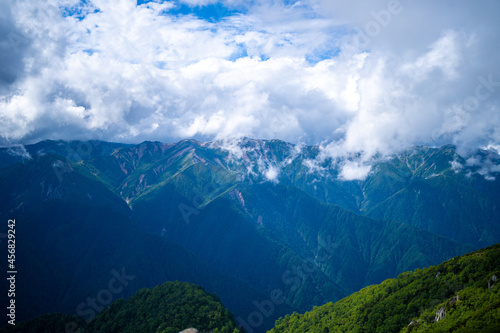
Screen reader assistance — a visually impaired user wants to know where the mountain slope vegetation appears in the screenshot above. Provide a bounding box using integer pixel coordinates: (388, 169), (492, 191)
(269, 244), (500, 333)
(0, 139), (498, 332)
(0, 154), (278, 328)
(0, 282), (239, 333)
(87, 281), (239, 333)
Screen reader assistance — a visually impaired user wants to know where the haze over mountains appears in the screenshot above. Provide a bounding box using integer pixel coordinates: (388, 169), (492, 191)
(1, 138), (499, 331)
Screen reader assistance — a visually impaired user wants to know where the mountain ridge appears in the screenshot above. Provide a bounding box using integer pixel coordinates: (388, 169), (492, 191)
(0, 138), (498, 332)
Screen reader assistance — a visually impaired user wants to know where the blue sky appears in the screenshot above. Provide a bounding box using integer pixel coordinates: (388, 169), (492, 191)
(1, 0), (500, 177)
(156, 1), (241, 21)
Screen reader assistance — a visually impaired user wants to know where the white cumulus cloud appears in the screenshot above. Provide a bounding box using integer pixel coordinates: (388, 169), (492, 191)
(0, 0), (499, 179)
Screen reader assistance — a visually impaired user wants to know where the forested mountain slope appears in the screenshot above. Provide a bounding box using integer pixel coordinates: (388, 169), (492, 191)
(0, 282), (239, 333)
(0, 139), (498, 332)
(269, 244), (500, 333)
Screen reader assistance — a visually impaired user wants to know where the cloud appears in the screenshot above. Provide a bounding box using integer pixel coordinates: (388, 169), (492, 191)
(6, 144), (32, 160)
(264, 165), (279, 182)
(338, 161), (372, 181)
(179, 0), (218, 6)
(464, 147), (500, 181)
(0, 0), (31, 93)
(400, 30), (462, 81)
(450, 159), (464, 174)
(0, 0), (499, 179)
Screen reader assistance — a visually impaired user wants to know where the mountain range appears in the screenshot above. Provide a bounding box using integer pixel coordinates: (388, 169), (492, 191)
(1, 138), (499, 332)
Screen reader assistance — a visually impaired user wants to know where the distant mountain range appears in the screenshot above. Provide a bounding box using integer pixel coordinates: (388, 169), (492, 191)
(1, 139), (499, 332)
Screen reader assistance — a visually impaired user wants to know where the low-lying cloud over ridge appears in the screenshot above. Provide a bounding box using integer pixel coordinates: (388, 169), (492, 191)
(0, 0), (499, 178)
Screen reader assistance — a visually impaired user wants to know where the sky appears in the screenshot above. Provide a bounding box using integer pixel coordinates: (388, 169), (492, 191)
(1, 0), (500, 176)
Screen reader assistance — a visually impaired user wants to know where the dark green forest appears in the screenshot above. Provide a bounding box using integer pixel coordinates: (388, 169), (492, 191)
(87, 281), (239, 333)
(0, 282), (239, 333)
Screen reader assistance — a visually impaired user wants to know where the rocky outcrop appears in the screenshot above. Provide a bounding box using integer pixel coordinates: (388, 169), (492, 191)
(449, 294), (459, 306)
(179, 329), (198, 333)
(488, 274), (497, 289)
(434, 306), (446, 322)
